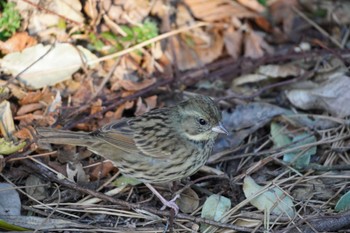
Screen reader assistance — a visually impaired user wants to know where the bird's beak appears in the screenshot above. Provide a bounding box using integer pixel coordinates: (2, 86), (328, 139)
(212, 122), (229, 135)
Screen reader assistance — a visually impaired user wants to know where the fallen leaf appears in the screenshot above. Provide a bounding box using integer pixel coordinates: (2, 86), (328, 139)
(200, 194), (231, 232)
(25, 175), (48, 201)
(89, 161), (116, 181)
(168, 29), (224, 71)
(271, 122), (316, 169)
(335, 190), (350, 212)
(0, 43), (98, 89)
(0, 101), (15, 139)
(176, 188), (200, 214)
(0, 32), (37, 54)
(237, 0), (265, 13)
(286, 73), (350, 117)
(243, 176), (295, 218)
(119, 78), (156, 91)
(270, 0), (300, 35)
(102, 0), (151, 24)
(16, 0), (84, 35)
(184, 0), (257, 22)
(17, 103), (44, 116)
(244, 29), (265, 59)
(223, 26), (243, 60)
(113, 175), (142, 187)
(19, 89), (54, 105)
(66, 162), (89, 184)
(212, 102), (287, 154)
(0, 183), (21, 215)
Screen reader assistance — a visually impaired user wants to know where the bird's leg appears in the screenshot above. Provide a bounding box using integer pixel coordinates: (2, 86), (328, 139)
(145, 183), (180, 215)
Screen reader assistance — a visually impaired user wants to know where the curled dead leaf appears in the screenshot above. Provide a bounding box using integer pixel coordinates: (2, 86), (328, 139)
(118, 78), (156, 91)
(0, 32), (37, 54)
(176, 188), (200, 214)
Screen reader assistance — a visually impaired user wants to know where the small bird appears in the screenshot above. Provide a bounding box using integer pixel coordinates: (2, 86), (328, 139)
(37, 95), (228, 214)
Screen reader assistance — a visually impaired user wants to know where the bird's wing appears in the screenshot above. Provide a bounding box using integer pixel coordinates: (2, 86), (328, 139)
(93, 114), (176, 159)
(128, 111), (175, 159)
(91, 119), (140, 154)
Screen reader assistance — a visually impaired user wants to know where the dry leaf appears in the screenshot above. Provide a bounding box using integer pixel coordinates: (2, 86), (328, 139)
(25, 175), (48, 201)
(0, 101), (15, 139)
(91, 99), (103, 115)
(237, 0), (265, 13)
(270, 0), (299, 35)
(67, 162), (89, 184)
(223, 27), (243, 60)
(0, 32), (37, 54)
(17, 103), (44, 116)
(13, 127), (34, 141)
(118, 78), (156, 91)
(184, 0), (257, 22)
(244, 30), (264, 59)
(286, 73), (350, 117)
(134, 95), (157, 116)
(233, 64), (304, 86)
(72, 78), (94, 106)
(16, 0), (84, 34)
(168, 30), (224, 71)
(243, 176), (295, 218)
(0, 43), (98, 89)
(90, 161), (116, 180)
(102, 0), (151, 24)
(176, 188), (200, 214)
(19, 89), (54, 105)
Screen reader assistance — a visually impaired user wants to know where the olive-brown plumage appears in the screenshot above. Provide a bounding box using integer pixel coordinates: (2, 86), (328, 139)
(37, 95), (228, 213)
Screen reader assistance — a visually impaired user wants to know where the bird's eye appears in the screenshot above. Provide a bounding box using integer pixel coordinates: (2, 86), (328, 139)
(199, 118), (207, 125)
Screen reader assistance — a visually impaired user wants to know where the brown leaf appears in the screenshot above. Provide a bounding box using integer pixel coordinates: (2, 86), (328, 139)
(169, 28), (224, 71)
(244, 29), (265, 59)
(72, 78), (94, 106)
(224, 26), (243, 60)
(90, 99), (103, 115)
(13, 127), (34, 141)
(237, 0), (265, 13)
(90, 161), (116, 181)
(0, 32), (37, 54)
(17, 103), (44, 116)
(176, 188), (200, 214)
(270, 0), (299, 35)
(19, 89), (54, 105)
(134, 95), (158, 116)
(184, 0), (257, 22)
(102, 0), (151, 24)
(118, 78), (156, 91)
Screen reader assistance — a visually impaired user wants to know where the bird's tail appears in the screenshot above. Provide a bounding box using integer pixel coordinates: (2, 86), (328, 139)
(36, 127), (94, 147)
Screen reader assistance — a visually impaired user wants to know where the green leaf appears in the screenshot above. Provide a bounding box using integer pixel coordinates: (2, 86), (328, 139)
(0, 219), (28, 231)
(283, 133), (316, 169)
(270, 122), (292, 147)
(200, 194), (231, 232)
(112, 175), (141, 187)
(270, 122), (316, 169)
(243, 176), (295, 218)
(335, 191), (350, 212)
(0, 138), (26, 155)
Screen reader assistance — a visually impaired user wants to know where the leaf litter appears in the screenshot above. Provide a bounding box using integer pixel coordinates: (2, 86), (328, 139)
(1, 0), (350, 232)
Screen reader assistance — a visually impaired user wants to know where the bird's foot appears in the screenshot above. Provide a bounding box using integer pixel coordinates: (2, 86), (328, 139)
(145, 183), (180, 215)
(160, 194), (180, 215)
